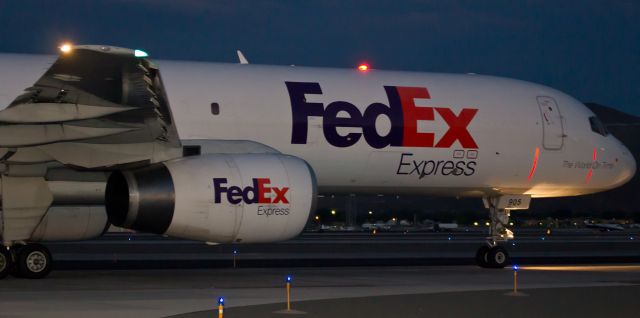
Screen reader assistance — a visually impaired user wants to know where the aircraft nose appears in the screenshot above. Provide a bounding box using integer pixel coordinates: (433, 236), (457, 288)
(614, 142), (636, 187)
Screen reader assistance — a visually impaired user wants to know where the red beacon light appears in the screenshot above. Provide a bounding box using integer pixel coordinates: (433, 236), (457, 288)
(357, 63), (370, 72)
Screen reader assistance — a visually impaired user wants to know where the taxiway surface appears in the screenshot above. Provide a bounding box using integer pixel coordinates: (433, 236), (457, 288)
(48, 230), (640, 269)
(1, 265), (639, 317)
(2, 231), (639, 317)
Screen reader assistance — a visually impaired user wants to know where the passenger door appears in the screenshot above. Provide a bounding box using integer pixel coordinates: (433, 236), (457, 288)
(537, 96), (564, 150)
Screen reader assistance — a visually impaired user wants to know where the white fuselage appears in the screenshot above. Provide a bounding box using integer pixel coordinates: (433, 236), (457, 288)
(0, 54), (635, 198)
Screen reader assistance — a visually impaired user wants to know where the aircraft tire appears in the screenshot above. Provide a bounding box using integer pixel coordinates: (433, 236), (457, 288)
(487, 246), (509, 268)
(15, 244), (52, 279)
(0, 247), (11, 279)
(475, 246), (491, 268)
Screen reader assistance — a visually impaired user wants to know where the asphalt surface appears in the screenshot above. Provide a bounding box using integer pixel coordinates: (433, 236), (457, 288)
(1, 265), (639, 317)
(173, 285), (640, 318)
(45, 229), (640, 269)
(2, 229), (637, 317)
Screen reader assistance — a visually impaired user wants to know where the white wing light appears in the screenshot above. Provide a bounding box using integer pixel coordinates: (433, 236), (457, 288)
(59, 43), (73, 54)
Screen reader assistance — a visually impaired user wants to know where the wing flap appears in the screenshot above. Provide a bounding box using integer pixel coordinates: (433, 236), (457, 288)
(0, 123), (137, 147)
(0, 45), (182, 168)
(0, 102), (134, 123)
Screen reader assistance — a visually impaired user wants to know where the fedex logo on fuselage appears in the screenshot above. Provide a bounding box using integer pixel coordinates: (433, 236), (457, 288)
(213, 178), (289, 205)
(286, 82), (478, 149)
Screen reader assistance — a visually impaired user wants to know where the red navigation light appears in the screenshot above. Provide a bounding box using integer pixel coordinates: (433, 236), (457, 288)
(358, 64), (369, 72)
(586, 147), (598, 184)
(527, 147), (540, 181)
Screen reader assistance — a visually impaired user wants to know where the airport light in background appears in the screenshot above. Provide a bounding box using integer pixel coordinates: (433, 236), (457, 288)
(357, 63), (370, 72)
(512, 265), (519, 294)
(286, 275), (293, 311)
(232, 250), (238, 268)
(368, 210), (373, 215)
(331, 209), (336, 216)
(217, 297), (225, 318)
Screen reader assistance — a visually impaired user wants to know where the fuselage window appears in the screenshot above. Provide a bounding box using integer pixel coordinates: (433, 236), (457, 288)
(211, 102), (220, 115)
(589, 116), (608, 136)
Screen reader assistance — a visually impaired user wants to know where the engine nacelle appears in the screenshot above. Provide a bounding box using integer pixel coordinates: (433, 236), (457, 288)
(105, 154), (317, 243)
(30, 206), (108, 241)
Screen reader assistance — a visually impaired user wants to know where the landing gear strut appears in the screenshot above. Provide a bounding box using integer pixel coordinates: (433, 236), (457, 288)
(0, 243), (52, 279)
(476, 196), (529, 269)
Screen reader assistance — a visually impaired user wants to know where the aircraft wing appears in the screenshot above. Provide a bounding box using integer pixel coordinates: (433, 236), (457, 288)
(0, 45), (181, 169)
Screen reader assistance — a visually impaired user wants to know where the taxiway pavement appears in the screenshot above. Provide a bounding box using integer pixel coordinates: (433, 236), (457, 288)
(1, 265), (639, 317)
(47, 230), (640, 269)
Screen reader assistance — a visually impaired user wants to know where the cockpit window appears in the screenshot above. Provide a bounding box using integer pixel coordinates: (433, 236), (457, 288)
(589, 116), (608, 136)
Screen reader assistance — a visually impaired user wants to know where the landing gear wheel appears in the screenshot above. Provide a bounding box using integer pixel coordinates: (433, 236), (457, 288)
(475, 246), (491, 268)
(15, 244), (52, 279)
(0, 247), (12, 279)
(487, 246), (509, 268)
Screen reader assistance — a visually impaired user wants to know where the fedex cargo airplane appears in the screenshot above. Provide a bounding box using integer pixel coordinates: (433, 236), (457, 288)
(0, 45), (635, 278)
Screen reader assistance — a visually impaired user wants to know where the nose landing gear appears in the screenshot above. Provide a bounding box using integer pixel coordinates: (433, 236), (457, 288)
(476, 196), (530, 269)
(476, 245), (510, 268)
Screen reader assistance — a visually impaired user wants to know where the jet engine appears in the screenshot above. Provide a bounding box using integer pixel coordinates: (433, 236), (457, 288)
(29, 206), (109, 241)
(105, 154), (317, 243)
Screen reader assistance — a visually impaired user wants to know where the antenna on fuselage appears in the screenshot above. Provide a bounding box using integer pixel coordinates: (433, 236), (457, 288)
(237, 50), (249, 64)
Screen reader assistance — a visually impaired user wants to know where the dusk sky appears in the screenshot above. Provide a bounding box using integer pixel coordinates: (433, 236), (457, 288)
(0, 0), (638, 115)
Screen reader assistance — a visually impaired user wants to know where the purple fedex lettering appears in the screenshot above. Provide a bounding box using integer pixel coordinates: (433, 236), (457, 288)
(286, 81), (478, 149)
(287, 82), (402, 148)
(287, 82), (325, 145)
(213, 178), (290, 204)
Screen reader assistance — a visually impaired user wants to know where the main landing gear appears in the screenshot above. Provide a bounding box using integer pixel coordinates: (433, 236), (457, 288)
(0, 243), (52, 279)
(475, 196), (529, 269)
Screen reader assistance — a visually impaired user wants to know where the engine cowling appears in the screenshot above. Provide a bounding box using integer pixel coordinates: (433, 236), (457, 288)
(30, 206), (108, 241)
(105, 154), (317, 243)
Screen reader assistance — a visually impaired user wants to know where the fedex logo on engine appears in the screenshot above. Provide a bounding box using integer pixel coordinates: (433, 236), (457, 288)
(213, 178), (289, 205)
(286, 82), (478, 149)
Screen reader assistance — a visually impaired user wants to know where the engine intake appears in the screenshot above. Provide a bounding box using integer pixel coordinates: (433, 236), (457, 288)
(105, 154), (317, 243)
(105, 164), (175, 234)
